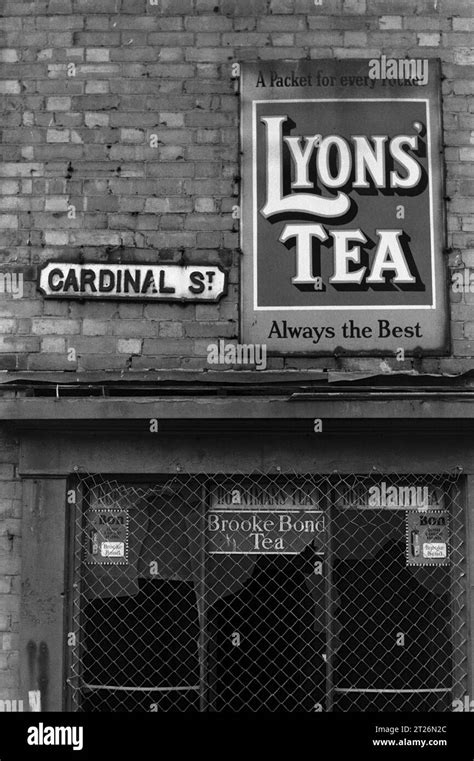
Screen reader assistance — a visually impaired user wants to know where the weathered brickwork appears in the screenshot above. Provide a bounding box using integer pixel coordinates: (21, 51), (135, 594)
(0, 428), (21, 703)
(0, 0), (472, 375)
(0, 0), (473, 701)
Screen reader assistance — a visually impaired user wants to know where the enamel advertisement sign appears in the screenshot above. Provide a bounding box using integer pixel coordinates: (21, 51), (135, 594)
(240, 59), (447, 354)
(406, 510), (450, 566)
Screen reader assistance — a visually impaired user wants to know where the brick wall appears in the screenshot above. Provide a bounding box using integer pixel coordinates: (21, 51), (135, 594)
(0, 428), (21, 704)
(0, 0), (472, 374)
(0, 0), (472, 705)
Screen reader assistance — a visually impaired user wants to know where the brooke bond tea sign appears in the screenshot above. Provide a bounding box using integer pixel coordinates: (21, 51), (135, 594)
(406, 510), (450, 566)
(208, 510), (325, 554)
(240, 60), (446, 354)
(208, 480), (325, 554)
(86, 509), (129, 566)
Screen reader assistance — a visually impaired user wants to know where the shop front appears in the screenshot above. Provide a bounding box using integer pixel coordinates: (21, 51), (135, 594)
(12, 392), (473, 713)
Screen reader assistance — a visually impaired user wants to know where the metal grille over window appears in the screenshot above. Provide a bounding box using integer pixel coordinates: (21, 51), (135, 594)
(66, 470), (467, 713)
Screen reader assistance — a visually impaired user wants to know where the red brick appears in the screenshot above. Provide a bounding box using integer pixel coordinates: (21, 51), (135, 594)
(78, 355), (128, 370)
(0, 0), (470, 385)
(142, 338), (194, 355)
(73, 32), (121, 46)
(186, 47), (234, 62)
(144, 227), (196, 244)
(121, 0), (146, 11)
(184, 321), (236, 338)
(185, 16), (233, 31)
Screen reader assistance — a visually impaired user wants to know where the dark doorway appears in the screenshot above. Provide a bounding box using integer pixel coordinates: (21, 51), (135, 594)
(207, 547), (326, 711)
(332, 509), (453, 711)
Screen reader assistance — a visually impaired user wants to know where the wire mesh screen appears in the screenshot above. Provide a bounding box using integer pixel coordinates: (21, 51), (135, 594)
(66, 470), (467, 713)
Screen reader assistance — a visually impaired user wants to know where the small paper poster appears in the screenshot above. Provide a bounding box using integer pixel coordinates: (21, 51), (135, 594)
(406, 510), (450, 566)
(86, 509), (129, 565)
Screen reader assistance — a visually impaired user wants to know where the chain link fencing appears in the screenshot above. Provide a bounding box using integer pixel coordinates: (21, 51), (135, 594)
(65, 469), (467, 713)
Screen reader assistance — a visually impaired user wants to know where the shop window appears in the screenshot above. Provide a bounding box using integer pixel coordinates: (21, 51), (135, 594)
(66, 472), (467, 713)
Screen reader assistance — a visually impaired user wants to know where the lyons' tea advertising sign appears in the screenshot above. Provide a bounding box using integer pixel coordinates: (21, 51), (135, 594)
(240, 59), (446, 354)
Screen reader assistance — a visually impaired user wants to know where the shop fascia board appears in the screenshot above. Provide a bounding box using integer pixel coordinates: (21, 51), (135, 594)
(1, 396), (474, 423)
(0, 369), (472, 389)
